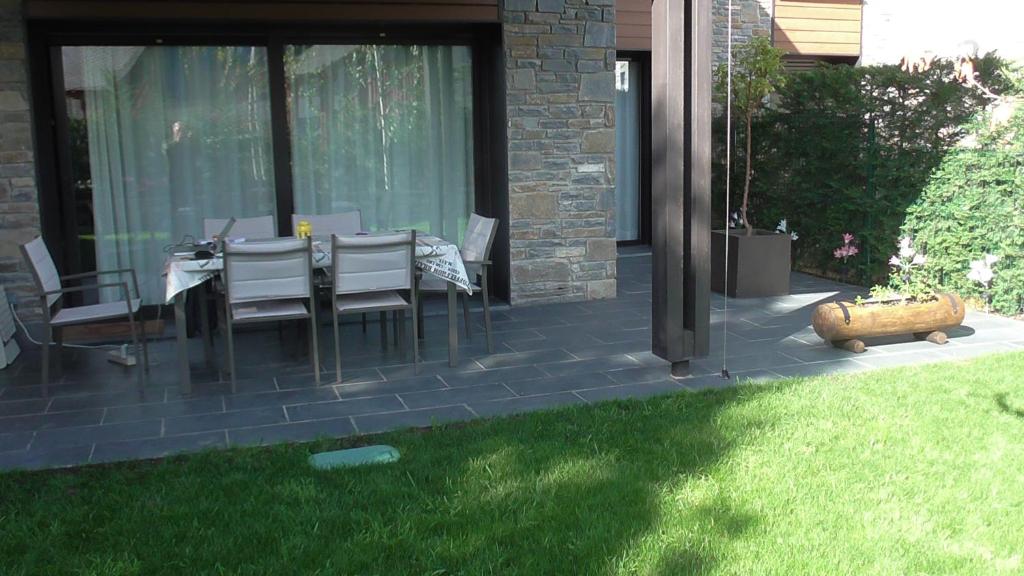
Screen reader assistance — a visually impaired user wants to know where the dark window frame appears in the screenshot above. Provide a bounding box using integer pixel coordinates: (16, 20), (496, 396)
(615, 50), (652, 247)
(26, 19), (510, 304)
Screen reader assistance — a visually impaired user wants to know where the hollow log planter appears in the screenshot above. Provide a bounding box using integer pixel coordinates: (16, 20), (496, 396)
(811, 293), (965, 353)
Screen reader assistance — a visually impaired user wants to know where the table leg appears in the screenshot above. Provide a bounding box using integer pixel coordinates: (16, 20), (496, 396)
(198, 282), (214, 369)
(174, 291), (192, 395)
(447, 282), (458, 367)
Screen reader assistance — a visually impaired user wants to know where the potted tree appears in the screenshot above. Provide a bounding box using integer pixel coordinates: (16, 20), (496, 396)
(711, 37), (791, 298)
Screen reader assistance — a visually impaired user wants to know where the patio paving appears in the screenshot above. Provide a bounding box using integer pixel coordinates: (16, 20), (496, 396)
(1, 250), (1022, 471)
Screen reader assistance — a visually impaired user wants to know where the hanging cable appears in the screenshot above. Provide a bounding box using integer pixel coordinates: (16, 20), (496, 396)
(720, 0), (734, 380)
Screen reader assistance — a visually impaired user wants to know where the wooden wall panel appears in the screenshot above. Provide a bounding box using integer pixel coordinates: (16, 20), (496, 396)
(773, 0), (861, 57)
(26, 0), (500, 22)
(617, 0), (651, 51)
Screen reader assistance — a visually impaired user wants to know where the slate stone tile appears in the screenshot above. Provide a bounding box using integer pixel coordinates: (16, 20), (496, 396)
(377, 360), (483, 381)
(0, 409), (104, 434)
(501, 335), (603, 353)
(336, 375), (447, 400)
(399, 383), (516, 410)
(228, 417), (357, 447)
(850, 350), (949, 370)
(505, 373), (617, 396)
(476, 349), (577, 370)
(164, 406), (288, 436)
(469, 392), (587, 418)
(286, 395), (406, 422)
(769, 359), (866, 379)
(575, 380), (685, 403)
(32, 419), (163, 450)
(353, 405), (476, 434)
(224, 386), (339, 411)
(91, 431), (226, 465)
(440, 365), (548, 388)
(565, 339), (650, 360)
(538, 354), (640, 377)
(605, 364), (674, 385)
(692, 352), (801, 375)
(103, 396), (225, 424)
(0, 431), (34, 452)
(276, 368), (382, 390)
(46, 388), (166, 412)
(0, 445), (93, 471)
(0, 398), (49, 418)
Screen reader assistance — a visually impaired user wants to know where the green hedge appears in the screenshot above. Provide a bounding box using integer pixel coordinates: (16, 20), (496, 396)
(896, 105), (1024, 316)
(713, 55), (1014, 287)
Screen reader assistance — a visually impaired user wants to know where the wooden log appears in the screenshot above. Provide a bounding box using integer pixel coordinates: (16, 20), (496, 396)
(914, 330), (948, 345)
(812, 293), (965, 343)
(831, 338), (865, 353)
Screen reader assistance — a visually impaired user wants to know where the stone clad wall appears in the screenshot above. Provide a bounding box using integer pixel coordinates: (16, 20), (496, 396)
(712, 0), (773, 67)
(504, 0), (617, 305)
(0, 0), (40, 315)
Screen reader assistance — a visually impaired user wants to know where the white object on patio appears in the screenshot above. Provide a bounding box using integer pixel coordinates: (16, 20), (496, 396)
(0, 286), (21, 370)
(203, 215), (276, 241)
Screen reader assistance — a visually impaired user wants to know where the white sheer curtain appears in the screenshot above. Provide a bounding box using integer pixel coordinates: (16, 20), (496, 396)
(615, 60), (641, 242)
(286, 44), (475, 242)
(67, 46), (276, 303)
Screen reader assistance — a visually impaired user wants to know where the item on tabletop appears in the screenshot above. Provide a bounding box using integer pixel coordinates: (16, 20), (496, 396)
(296, 219), (312, 239)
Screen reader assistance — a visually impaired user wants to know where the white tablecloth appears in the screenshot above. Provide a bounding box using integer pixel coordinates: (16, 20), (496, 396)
(163, 234), (471, 304)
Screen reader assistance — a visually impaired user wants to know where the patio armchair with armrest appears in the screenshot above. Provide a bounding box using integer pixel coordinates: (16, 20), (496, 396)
(20, 236), (149, 393)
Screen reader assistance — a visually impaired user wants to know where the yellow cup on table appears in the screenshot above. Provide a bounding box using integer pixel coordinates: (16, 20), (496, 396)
(296, 219), (312, 239)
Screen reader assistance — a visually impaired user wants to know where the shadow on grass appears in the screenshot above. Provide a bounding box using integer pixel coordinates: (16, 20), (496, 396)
(0, 383), (779, 574)
(995, 393), (1024, 420)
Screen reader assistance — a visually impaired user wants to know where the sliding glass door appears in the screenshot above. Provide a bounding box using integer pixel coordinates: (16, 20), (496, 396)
(54, 39), (478, 305)
(61, 46), (276, 303)
(614, 59), (642, 242)
(286, 44), (474, 241)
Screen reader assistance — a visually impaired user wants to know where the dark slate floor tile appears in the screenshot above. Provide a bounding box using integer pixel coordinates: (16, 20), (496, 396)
(228, 417), (357, 447)
(399, 383), (516, 410)
(475, 349), (575, 370)
(440, 365), (548, 388)
(575, 380), (685, 403)
(103, 396), (225, 424)
(501, 335), (603, 353)
(164, 406), (288, 436)
(564, 339), (650, 359)
(769, 359), (867, 379)
(336, 375), (447, 400)
(32, 419), (163, 451)
(91, 431), (227, 465)
(538, 355), (640, 377)
(46, 388), (166, 413)
(0, 409), (104, 434)
(505, 373), (617, 396)
(692, 352), (801, 375)
(286, 395), (406, 422)
(605, 364), (674, 385)
(469, 392), (587, 418)
(0, 445), (93, 471)
(224, 386), (339, 411)
(0, 431), (34, 452)
(353, 405), (475, 435)
(0, 398), (50, 418)
(376, 360), (483, 381)
(276, 368), (382, 390)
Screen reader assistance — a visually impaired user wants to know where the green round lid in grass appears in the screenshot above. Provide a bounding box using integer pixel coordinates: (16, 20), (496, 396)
(308, 445), (400, 470)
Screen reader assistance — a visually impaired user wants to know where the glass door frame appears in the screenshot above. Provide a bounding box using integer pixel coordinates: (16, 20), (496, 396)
(615, 51), (652, 247)
(27, 20), (511, 303)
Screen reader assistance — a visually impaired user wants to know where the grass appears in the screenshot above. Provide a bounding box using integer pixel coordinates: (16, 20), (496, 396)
(3, 353), (1024, 575)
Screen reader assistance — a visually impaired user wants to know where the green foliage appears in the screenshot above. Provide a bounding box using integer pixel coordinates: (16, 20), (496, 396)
(894, 104), (1024, 316)
(714, 53), (1014, 284)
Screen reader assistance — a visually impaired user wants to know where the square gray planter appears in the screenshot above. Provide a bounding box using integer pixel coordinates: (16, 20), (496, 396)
(711, 229), (791, 298)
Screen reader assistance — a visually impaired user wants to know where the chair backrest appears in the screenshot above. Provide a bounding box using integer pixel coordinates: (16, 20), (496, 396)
(20, 237), (61, 308)
(331, 231), (414, 295)
(203, 215), (276, 240)
(223, 237), (312, 304)
(291, 211), (362, 237)
(461, 213), (499, 264)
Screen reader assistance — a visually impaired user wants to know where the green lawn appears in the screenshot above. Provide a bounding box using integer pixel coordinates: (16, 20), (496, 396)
(3, 353), (1024, 575)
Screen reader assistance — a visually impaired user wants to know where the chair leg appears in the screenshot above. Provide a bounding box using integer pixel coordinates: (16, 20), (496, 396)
(310, 314), (321, 386)
(333, 307), (343, 384)
(126, 308), (143, 390)
(224, 306), (237, 393)
(216, 302), (228, 378)
(379, 311), (388, 351)
(53, 326), (63, 380)
(40, 323), (51, 395)
(482, 280), (494, 354)
(417, 295), (425, 340)
(139, 314), (150, 375)
(393, 311), (400, 346)
(462, 292), (472, 340)
(362, 313), (367, 334)
(411, 304), (419, 375)
(397, 310), (406, 356)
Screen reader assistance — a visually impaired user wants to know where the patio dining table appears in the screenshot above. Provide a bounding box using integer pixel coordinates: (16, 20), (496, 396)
(163, 233), (471, 395)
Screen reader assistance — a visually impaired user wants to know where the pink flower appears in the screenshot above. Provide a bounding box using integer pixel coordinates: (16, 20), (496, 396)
(889, 255), (902, 267)
(847, 245), (859, 257)
(834, 247), (845, 259)
(842, 233), (855, 245)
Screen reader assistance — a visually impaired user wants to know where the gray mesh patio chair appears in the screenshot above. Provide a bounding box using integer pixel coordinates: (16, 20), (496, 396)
(20, 236), (149, 392)
(331, 231), (418, 383)
(222, 237), (319, 391)
(290, 210), (362, 237)
(418, 214), (499, 353)
(203, 215), (276, 241)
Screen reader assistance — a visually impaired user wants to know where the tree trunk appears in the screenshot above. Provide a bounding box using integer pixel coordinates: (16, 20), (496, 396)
(741, 108), (753, 236)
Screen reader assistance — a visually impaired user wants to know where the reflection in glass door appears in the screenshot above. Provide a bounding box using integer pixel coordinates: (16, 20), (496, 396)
(60, 46), (276, 303)
(615, 59), (641, 242)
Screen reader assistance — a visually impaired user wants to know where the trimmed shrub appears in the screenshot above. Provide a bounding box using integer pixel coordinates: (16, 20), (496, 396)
(895, 104), (1024, 316)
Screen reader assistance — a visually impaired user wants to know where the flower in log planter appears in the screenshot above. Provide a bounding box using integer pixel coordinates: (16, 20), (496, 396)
(812, 237), (966, 353)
